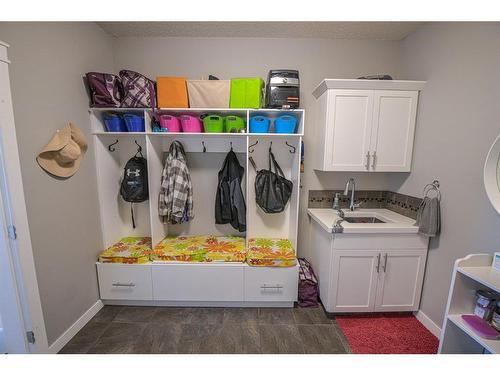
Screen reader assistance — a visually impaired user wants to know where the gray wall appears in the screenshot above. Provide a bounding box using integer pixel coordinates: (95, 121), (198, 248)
(393, 22), (500, 327)
(112, 36), (403, 256)
(0, 23), (114, 345)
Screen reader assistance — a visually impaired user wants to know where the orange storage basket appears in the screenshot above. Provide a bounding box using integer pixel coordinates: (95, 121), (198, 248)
(156, 77), (189, 108)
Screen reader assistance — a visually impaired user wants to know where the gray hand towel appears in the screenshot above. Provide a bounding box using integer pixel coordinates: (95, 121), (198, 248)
(415, 196), (441, 237)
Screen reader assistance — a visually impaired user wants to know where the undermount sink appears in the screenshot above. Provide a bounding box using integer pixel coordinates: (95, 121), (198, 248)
(343, 216), (387, 224)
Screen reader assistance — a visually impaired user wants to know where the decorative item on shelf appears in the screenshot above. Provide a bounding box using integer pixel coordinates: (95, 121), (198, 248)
(159, 114), (182, 132)
(249, 116), (270, 133)
(224, 115), (245, 133)
(229, 77), (265, 108)
(265, 70), (300, 109)
(103, 112), (127, 132)
(123, 113), (145, 132)
(36, 123), (88, 179)
(474, 290), (499, 321)
(156, 76), (189, 108)
(357, 74), (394, 80)
(180, 115), (203, 133)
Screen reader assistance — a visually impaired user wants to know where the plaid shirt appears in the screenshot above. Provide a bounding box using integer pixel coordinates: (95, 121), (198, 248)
(159, 141), (193, 224)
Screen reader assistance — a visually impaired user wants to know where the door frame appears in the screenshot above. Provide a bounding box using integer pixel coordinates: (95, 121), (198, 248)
(0, 40), (48, 353)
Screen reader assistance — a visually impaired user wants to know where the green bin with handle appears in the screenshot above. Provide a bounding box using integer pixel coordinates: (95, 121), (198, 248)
(203, 115), (224, 133)
(229, 78), (264, 108)
(224, 115), (245, 133)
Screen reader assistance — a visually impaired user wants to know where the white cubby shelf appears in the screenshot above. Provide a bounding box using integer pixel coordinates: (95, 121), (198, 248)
(90, 107), (304, 249)
(439, 253), (500, 354)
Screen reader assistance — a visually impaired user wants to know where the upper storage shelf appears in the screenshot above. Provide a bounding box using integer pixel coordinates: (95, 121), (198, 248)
(89, 108), (305, 136)
(312, 79), (426, 98)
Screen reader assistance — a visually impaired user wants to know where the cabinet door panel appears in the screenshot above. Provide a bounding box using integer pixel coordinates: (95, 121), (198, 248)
(371, 90), (418, 171)
(375, 249), (427, 311)
(325, 90), (373, 171)
(331, 250), (380, 312)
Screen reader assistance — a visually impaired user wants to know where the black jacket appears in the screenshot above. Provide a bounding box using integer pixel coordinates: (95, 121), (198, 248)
(215, 150), (246, 232)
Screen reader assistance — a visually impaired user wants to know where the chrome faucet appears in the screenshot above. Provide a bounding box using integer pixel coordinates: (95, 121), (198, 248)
(344, 178), (361, 211)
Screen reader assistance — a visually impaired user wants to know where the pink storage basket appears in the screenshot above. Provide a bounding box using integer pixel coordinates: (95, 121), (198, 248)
(180, 115), (203, 133)
(159, 115), (182, 132)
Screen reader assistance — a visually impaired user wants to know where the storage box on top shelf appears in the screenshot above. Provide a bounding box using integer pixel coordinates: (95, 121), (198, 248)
(157, 77), (189, 108)
(230, 78), (265, 109)
(187, 79), (230, 108)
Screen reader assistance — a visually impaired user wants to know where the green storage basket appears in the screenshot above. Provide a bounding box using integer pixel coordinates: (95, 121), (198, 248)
(229, 78), (264, 109)
(224, 116), (245, 133)
(203, 115), (224, 133)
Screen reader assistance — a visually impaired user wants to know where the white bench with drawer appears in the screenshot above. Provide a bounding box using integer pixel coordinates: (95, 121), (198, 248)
(96, 262), (299, 307)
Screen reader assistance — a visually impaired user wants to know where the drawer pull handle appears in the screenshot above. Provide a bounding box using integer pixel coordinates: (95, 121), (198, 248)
(261, 284), (283, 290)
(112, 282), (135, 287)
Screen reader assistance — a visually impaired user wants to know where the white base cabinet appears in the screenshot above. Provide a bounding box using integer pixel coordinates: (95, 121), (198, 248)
(309, 220), (429, 313)
(97, 262), (299, 306)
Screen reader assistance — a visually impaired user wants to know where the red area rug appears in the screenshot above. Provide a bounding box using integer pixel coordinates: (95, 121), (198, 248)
(335, 313), (439, 354)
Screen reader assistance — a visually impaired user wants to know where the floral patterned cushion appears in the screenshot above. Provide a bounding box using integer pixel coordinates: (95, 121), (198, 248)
(152, 235), (246, 263)
(98, 237), (151, 264)
(246, 238), (297, 267)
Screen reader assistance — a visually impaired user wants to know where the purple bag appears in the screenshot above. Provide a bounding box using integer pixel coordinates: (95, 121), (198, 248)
(298, 258), (319, 308)
(86, 72), (123, 108)
(119, 70), (156, 108)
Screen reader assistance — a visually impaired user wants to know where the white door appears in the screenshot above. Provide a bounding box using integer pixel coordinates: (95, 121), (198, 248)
(374, 249), (427, 312)
(370, 90), (418, 172)
(325, 90), (374, 171)
(331, 250), (380, 312)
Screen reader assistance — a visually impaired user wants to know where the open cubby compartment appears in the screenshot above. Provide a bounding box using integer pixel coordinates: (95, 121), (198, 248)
(94, 134), (151, 248)
(89, 108), (152, 134)
(246, 135), (302, 250)
(156, 108), (248, 133)
(249, 108), (305, 135)
(147, 134), (248, 246)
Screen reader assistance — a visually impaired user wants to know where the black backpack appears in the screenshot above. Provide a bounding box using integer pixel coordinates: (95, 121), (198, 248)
(120, 148), (148, 228)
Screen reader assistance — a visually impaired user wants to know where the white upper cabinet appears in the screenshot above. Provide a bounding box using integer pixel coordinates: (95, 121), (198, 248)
(312, 79), (425, 172)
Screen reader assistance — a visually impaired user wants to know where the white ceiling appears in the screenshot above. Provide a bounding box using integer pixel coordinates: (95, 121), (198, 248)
(97, 22), (423, 40)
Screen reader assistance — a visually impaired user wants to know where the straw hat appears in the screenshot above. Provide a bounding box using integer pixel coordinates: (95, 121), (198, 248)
(36, 123), (88, 178)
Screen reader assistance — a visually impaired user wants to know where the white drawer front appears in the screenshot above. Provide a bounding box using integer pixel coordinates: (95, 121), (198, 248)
(97, 263), (152, 300)
(152, 264), (245, 301)
(244, 265), (299, 302)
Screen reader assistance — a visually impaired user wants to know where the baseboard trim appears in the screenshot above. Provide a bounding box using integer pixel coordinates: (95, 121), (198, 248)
(414, 310), (441, 338)
(48, 300), (104, 354)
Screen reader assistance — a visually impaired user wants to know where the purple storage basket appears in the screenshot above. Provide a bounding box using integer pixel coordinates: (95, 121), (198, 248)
(180, 115), (203, 133)
(298, 258), (319, 308)
(160, 115), (182, 132)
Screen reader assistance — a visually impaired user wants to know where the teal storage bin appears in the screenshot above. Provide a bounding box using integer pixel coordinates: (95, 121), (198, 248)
(229, 78), (264, 109)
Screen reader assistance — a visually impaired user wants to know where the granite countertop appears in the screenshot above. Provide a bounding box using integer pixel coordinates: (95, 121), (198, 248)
(307, 208), (419, 234)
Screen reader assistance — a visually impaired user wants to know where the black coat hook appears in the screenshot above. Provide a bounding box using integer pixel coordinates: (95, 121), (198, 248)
(269, 141), (273, 152)
(108, 139), (119, 152)
(202, 141), (206, 153)
(134, 140), (143, 157)
(230, 141), (233, 151)
(285, 141), (296, 154)
(248, 140), (258, 153)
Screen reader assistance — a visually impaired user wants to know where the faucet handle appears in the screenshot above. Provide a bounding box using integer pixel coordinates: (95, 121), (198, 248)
(352, 200), (363, 209)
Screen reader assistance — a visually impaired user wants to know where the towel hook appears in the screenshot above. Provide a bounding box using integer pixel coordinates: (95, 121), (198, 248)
(285, 141), (296, 154)
(108, 139), (119, 152)
(202, 141), (206, 153)
(423, 180), (441, 201)
(248, 140), (258, 153)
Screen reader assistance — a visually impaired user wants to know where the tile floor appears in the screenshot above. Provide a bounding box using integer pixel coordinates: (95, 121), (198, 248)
(59, 306), (351, 354)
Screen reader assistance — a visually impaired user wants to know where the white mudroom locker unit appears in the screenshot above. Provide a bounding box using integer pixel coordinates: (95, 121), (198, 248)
(91, 107), (305, 307)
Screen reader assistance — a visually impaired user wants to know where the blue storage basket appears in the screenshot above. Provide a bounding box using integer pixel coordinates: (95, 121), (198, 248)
(250, 116), (270, 133)
(103, 113), (127, 132)
(123, 114), (145, 132)
(275, 115), (297, 134)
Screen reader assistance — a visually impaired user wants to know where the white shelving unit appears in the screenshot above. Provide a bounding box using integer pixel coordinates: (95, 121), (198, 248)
(90, 107), (304, 307)
(439, 253), (500, 354)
